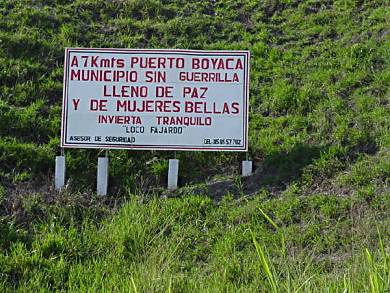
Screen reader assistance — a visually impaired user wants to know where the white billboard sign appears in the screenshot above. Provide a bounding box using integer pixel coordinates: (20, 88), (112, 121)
(61, 48), (249, 151)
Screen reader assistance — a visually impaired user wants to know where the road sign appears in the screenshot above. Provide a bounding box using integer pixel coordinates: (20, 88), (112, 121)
(61, 48), (250, 151)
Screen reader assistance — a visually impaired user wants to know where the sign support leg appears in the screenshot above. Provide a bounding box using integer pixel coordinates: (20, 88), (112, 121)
(97, 150), (109, 196)
(55, 148), (66, 190)
(242, 152), (253, 177)
(168, 156), (179, 191)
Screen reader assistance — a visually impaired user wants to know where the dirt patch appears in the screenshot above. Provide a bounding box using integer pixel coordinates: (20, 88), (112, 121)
(163, 165), (287, 201)
(0, 181), (118, 227)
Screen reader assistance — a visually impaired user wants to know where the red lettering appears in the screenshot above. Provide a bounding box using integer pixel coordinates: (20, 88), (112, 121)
(158, 58), (166, 68)
(90, 99), (107, 111)
(173, 101), (180, 112)
(145, 100), (153, 112)
(156, 86), (173, 98)
(222, 103), (230, 114)
(183, 87), (191, 97)
(184, 101), (193, 113)
(72, 99), (80, 110)
(192, 58), (200, 69)
(213, 103), (221, 114)
(226, 58), (234, 69)
(70, 69), (80, 80)
(200, 87), (208, 98)
(117, 100), (126, 111)
(71, 56), (79, 67)
(236, 59), (243, 70)
(91, 56), (99, 67)
(130, 57), (139, 67)
(231, 102), (240, 114)
(195, 102), (203, 113)
(81, 56), (88, 67)
(155, 100), (163, 112)
(182, 86), (207, 99)
(117, 59), (125, 68)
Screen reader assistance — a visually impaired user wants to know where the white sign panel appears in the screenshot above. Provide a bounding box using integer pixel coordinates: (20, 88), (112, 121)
(61, 48), (249, 151)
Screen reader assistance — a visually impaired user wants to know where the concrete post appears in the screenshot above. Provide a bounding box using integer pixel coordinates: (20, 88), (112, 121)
(242, 160), (253, 177)
(55, 156), (66, 190)
(97, 157), (109, 196)
(167, 159), (179, 191)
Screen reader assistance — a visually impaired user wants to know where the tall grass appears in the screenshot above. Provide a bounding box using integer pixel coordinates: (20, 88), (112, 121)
(252, 207), (390, 293)
(0, 195), (389, 292)
(252, 234), (278, 293)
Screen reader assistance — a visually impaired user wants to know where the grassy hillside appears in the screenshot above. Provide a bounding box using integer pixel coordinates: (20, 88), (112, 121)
(0, 0), (389, 291)
(0, 193), (390, 292)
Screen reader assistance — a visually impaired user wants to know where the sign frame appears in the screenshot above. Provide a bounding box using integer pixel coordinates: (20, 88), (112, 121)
(61, 48), (250, 152)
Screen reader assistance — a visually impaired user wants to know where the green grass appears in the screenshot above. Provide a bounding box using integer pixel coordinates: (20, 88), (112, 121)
(0, 0), (389, 291)
(0, 193), (389, 292)
(0, 0), (389, 189)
